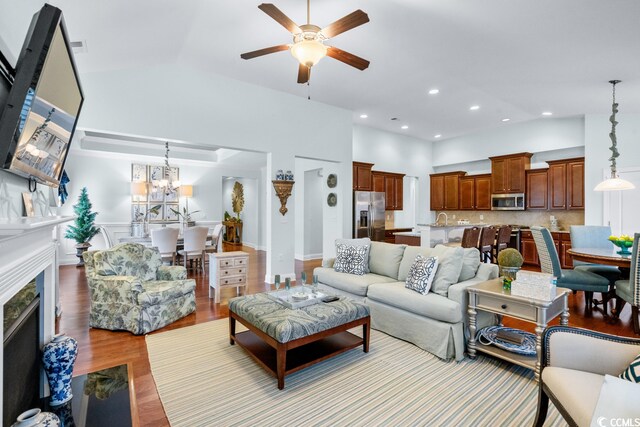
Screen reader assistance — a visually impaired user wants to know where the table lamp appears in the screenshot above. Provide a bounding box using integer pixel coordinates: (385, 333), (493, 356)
(180, 185), (193, 213)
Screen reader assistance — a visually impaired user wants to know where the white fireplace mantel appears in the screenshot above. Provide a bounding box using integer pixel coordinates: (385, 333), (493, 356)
(0, 215), (73, 422)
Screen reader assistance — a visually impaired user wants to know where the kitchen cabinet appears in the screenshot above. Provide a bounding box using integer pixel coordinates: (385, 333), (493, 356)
(546, 158), (584, 210)
(520, 230), (573, 269)
(371, 171), (385, 193)
(489, 153), (532, 194)
(353, 162), (374, 191)
(372, 171), (404, 210)
(526, 169), (548, 210)
(430, 172), (466, 211)
(459, 174), (491, 210)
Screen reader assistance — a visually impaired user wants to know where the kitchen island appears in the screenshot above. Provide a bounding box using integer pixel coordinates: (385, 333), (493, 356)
(416, 223), (487, 247)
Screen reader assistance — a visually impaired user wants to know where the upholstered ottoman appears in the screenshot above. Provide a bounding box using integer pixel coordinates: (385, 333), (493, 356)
(229, 293), (370, 389)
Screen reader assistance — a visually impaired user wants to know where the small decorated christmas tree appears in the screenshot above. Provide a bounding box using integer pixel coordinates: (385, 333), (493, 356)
(65, 188), (99, 266)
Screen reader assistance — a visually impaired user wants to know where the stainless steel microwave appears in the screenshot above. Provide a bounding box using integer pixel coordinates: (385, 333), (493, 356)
(491, 193), (525, 210)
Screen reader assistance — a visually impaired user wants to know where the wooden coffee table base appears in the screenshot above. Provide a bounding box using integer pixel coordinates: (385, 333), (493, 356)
(229, 312), (370, 389)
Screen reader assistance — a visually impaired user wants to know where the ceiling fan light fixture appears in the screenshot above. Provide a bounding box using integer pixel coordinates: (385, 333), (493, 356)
(291, 39), (327, 68)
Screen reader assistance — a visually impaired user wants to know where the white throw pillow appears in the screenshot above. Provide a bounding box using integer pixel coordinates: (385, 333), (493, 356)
(334, 243), (370, 275)
(405, 255), (439, 295)
(335, 238), (371, 273)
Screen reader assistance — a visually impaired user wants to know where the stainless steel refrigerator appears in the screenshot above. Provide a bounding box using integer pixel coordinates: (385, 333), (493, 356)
(353, 191), (385, 241)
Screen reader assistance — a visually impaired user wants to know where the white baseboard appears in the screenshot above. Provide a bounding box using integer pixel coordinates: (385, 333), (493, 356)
(294, 253), (323, 261)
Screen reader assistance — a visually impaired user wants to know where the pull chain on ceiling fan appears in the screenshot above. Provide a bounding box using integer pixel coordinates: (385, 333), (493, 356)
(240, 1), (370, 84)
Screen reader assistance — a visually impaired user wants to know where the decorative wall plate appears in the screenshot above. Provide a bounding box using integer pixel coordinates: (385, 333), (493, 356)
(327, 173), (337, 188)
(327, 193), (337, 207)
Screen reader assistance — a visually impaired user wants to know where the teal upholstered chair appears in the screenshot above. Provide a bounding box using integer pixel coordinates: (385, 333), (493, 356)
(531, 226), (609, 310)
(569, 225), (621, 281)
(614, 233), (640, 334)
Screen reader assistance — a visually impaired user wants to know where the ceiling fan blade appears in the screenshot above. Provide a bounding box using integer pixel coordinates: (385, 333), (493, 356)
(297, 64), (310, 84)
(320, 10), (369, 39)
(240, 44), (290, 60)
(326, 46), (370, 70)
(258, 3), (301, 34)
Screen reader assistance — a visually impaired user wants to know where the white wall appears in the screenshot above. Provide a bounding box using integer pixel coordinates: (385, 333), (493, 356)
(303, 169), (323, 258)
(352, 125), (433, 226)
(432, 117), (585, 167)
(76, 64), (353, 281)
(584, 113), (640, 225)
(294, 158), (342, 260)
(221, 177), (259, 247)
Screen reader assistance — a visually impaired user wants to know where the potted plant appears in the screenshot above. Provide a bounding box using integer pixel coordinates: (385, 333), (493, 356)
(497, 248), (524, 290)
(169, 206), (200, 228)
(65, 187), (100, 267)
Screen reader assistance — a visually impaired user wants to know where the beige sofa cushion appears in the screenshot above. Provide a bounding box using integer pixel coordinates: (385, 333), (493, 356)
(459, 248), (481, 282)
(398, 245), (464, 296)
(314, 267), (396, 297)
(368, 242), (406, 280)
(541, 367), (604, 426)
(367, 282), (462, 323)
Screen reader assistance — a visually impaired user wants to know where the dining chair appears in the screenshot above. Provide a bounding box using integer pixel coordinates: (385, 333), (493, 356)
(99, 226), (115, 249)
(461, 226), (481, 249)
(478, 226), (497, 263)
(614, 233), (640, 335)
(493, 225), (512, 260)
(569, 225), (621, 281)
(205, 224), (224, 256)
(151, 227), (180, 265)
(178, 226), (209, 273)
(531, 226), (610, 310)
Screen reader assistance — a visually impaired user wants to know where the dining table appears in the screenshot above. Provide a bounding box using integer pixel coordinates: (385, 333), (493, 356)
(567, 247), (632, 320)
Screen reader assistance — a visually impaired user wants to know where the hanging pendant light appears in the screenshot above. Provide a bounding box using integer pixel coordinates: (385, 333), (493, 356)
(152, 142), (181, 195)
(594, 80), (635, 191)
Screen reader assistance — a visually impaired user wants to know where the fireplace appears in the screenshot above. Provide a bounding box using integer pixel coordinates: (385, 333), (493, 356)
(0, 216), (72, 423)
(3, 279), (40, 426)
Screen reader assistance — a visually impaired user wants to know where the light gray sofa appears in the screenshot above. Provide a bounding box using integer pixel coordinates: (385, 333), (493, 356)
(314, 241), (499, 361)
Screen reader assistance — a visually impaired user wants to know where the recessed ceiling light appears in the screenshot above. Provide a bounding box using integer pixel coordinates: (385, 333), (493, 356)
(401, 125), (409, 130)
(502, 118), (510, 122)
(542, 111), (553, 116)
(428, 89), (439, 95)
(359, 114), (368, 119)
(469, 105), (480, 111)
(434, 134), (442, 138)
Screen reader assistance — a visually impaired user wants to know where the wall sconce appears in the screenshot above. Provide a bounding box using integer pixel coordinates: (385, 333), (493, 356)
(272, 180), (294, 216)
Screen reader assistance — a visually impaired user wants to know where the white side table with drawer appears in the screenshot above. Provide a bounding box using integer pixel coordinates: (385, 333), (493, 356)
(467, 278), (570, 381)
(209, 251), (249, 303)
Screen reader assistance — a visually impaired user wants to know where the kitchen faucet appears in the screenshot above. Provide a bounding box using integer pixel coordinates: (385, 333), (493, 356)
(436, 212), (448, 226)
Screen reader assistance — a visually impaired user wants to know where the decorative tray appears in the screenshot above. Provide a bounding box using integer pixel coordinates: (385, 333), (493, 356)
(266, 287), (328, 309)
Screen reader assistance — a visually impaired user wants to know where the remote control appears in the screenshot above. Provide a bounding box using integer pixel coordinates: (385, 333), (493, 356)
(322, 296), (340, 303)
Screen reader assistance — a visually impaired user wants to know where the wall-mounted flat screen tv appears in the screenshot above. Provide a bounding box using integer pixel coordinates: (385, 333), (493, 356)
(0, 4), (83, 187)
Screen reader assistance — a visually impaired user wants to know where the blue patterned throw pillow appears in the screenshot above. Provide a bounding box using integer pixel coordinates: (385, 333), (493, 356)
(405, 255), (439, 295)
(620, 353), (640, 383)
(334, 243), (369, 275)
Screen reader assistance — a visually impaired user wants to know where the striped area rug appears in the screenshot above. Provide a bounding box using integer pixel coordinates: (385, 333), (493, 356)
(146, 319), (564, 427)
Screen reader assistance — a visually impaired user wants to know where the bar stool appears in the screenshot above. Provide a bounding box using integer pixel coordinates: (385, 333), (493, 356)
(478, 226), (497, 263)
(493, 225), (512, 260)
(461, 227), (481, 248)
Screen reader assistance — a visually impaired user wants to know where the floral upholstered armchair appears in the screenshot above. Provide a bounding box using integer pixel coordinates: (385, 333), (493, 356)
(83, 243), (196, 335)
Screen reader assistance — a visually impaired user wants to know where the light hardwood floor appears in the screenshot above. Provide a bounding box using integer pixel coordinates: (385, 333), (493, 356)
(57, 245), (636, 426)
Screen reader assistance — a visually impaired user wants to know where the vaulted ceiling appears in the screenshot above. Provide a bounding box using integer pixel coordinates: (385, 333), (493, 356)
(49, 0), (640, 141)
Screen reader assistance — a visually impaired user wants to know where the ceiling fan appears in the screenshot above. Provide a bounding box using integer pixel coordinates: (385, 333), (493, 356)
(240, 1), (370, 84)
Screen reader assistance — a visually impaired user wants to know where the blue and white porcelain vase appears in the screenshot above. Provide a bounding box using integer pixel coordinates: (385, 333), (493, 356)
(42, 333), (78, 406)
(11, 408), (60, 427)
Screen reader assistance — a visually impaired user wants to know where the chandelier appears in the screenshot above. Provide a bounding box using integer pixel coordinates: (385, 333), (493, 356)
(594, 80), (635, 191)
(152, 142), (181, 195)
